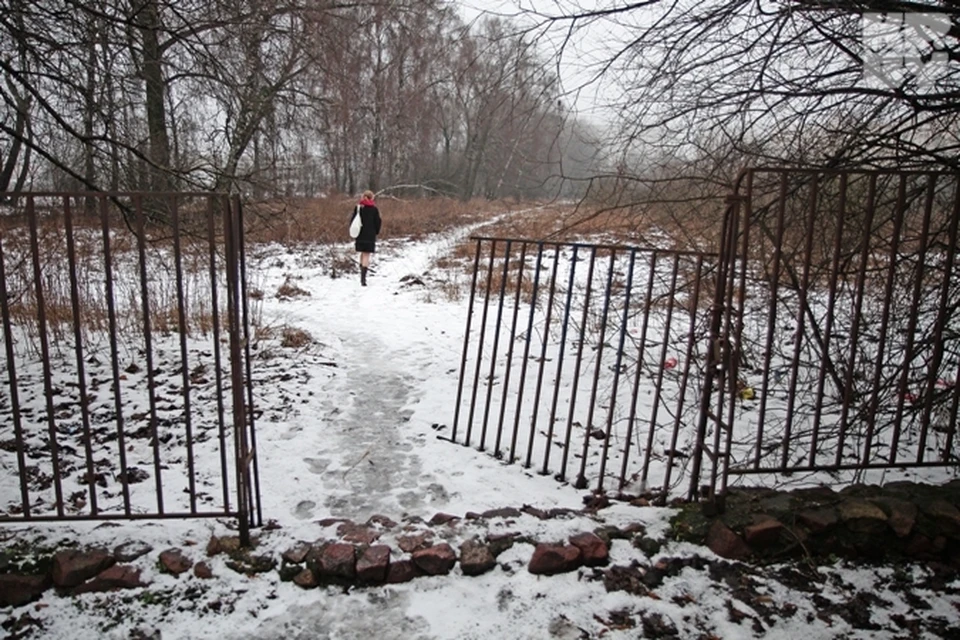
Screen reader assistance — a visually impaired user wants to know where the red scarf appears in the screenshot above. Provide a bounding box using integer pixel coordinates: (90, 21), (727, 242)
(359, 198), (375, 207)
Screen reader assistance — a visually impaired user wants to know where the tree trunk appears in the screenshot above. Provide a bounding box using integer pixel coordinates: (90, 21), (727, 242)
(0, 92), (28, 195)
(133, 0), (171, 192)
(83, 17), (97, 212)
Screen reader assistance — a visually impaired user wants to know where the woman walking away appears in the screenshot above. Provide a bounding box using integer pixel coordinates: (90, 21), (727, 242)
(351, 190), (381, 286)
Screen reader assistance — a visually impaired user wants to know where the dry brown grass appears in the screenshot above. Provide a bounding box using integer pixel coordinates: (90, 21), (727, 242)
(423, 198), (729, 303)
(456, 202), (638, 244)
(242, 195), (512, 245)
(0, 192), (732, 345)
(0, 206), (234, 354)
(280, 326), (313, 349)
(275, 276), (310, 300)
(476, 255), (542, 306)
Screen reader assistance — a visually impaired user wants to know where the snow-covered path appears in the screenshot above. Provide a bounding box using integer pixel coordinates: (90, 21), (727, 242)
(233, 225), (609, 640)
(250, 227), (583, 543)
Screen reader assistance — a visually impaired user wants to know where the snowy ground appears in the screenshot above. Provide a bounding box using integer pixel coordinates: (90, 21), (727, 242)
(2, 221), (960, 639)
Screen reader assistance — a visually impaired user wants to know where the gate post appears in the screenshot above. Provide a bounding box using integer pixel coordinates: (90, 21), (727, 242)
(689, 180), (747, 506)
(224, 194), (253, 546)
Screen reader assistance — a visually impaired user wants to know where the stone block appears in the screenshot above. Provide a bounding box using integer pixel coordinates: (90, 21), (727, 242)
(705, 521), (750, 560)
(356, 545), (391, 584)
(528, 544), (582, 575)
(0, 574), (50, 607)
(743, 518), (784, 548)
(459, 539), (496, 576)
(568, 532), (609, 567)
(412, 543), (456, 576)
(52, 548), (115, 588)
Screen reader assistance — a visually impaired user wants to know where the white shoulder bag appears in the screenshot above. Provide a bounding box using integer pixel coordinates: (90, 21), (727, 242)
(349, 204), (362, 239)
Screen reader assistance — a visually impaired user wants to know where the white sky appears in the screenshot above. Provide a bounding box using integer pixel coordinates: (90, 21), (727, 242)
(452, 0), (636, 125)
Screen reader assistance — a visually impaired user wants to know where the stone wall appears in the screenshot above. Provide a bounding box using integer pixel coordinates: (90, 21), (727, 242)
(674, 480), (960, 566)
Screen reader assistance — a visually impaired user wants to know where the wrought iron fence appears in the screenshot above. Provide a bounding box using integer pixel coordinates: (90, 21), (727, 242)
(697, 169), (960, 501)
(454, 169), (960, 503)
(0, 192), (260, 543)
(452, 237), (719, 497)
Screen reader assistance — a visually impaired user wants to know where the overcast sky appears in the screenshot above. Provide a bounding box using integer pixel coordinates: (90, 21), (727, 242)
(452, 0), (635, 125)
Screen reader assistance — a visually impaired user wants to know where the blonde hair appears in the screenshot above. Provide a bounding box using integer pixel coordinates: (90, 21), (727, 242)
(362, 190), (375, 200)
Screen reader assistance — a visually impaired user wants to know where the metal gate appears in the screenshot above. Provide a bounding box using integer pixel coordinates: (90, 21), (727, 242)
(451, 237), (719, 498)
(0, 192), (260, 543)
(452, 168), (960, 503)
(695, 168), (960, 502)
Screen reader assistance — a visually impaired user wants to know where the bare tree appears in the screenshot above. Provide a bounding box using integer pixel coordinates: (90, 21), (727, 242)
(508, 1), (959, 176)
(499, 1), (960, 485)
(0, 0), (596, 199)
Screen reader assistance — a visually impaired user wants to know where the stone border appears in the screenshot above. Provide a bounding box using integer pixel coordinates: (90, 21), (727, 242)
(3, 481), (958, 608)
(675, 480), (960, 566)
(0, 503), (637, 606)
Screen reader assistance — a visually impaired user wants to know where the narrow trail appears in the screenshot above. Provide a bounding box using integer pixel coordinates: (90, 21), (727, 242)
(252, 207), (579, 532)
(237, 222), (518, 640)
(315, 327), (442, 520)
(255, 228), (478, 529)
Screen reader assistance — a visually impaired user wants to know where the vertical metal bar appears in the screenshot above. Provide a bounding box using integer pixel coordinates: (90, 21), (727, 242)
(223, 194), (246, 535)
(207, 196), (230, 513)
(719, 171), (754, 495)
(561, 247), (596, 481)
(27, 195), (65, 516)
(509, 243), (545, 463)
(597, 249), (636, 491)
(635, 254), (658, 376)
(860, 174), (906, 466)
(781, 175), (820, 468)
(63, 195), (98, 514)
(171, 196), (197, 513)
(578, 248), (616, 490)
(464, 240), (497, 447)
(134, 195), (164, 513)
(837, 174), (877, 461)
(809, 173), (848, 467)
(897, 175), (935, 463)
(524, 245), (563, 468)
(0, 222), (31, 516)
(544, 245), (580, 477)
(225, 195), (250, 545)
(691, 186), (741, 500)
(754, 173), (787, 469)
(99, 196), (131, 515)
(479, 240), (512, 451)
(662, 255), (704, 494)
(451, 240), (483, 442)
(495, 242), (527, 457)
(620, 250), (656, 489)
(640, 253), (681, 488)
(731, 172), (753, 400)
(922, 178), (960, 459)
(237, 196), (262, 526)
(630, 252), (658, 464)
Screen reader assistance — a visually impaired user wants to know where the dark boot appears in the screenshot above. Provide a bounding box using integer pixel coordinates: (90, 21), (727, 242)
(360, 266), (368, 286)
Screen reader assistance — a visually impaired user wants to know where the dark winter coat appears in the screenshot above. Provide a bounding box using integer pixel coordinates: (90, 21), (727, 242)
(351, 202), (381, 252)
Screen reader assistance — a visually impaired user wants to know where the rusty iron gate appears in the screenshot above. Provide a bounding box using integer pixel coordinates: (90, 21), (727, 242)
(0, 192), (260, 543)
(697, 168), (960, 502)
(451, 237), (719, 498)
(452, 168), (960, 502)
